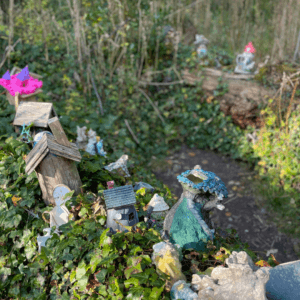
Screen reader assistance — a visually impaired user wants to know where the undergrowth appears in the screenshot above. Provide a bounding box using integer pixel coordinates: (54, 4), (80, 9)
(0, 0), (300, 298)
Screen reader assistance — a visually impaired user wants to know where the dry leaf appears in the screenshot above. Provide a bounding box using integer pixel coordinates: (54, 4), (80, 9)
(12, 196), (22, 206)
(188, 152), (196, 157)
(225, 212), (231, 217)
(206, 96), (214, 103)
(201, 160), (208, 164)
(255, 260), (271, 267)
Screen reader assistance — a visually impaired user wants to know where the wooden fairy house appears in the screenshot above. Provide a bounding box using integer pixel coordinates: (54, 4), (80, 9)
(103, 185), (139, 233)
(6, 66), (43, 106)
(13, 101), (58, 136)
(24, 117), (83, 206)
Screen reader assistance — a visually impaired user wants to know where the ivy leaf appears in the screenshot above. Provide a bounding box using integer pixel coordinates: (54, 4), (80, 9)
(94, 268), (108, 283)
(76, 275), (89, 291)
(76, 261), (87, 280)
(3, 214), (22, 229)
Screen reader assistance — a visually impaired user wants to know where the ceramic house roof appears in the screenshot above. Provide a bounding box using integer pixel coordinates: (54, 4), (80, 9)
(103, 185), (136, 209)
(13, 102), (57, 128)
(177, 168), (228, 199)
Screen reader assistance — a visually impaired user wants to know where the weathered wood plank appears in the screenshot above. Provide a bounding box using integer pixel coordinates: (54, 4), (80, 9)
(13, 102), (55, 128)
(25, 133), (47, 164)
(46, 134), (81, 161)
(36, 153), (82, 206)
(26, 147), (49, 175)
(48, 117), (71, 147)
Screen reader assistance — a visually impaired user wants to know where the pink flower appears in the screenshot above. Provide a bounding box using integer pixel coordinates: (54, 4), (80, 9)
(0, 66), (43, 96)
(244, 42), (256, 53)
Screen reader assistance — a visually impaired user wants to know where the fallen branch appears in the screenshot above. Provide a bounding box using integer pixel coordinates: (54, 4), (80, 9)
(124, 119), (140, 144)
(138, 88), (165, 125)
(137, 80), (184, 86)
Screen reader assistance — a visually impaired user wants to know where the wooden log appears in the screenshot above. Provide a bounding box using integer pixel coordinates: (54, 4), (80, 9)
(48, 117), (71, 147)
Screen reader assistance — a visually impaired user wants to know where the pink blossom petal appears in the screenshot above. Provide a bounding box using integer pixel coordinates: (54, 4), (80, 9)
(2, 70), (11, 80)
(0, 78), (11, 90)
(16, 66), (30, 81)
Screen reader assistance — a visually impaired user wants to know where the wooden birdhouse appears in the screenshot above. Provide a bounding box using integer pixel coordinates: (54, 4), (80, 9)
(6, 66), (43, 105)
(24, 117), (83, 206)
(12, 101), (58, 136)
(103, 185), (139, 233)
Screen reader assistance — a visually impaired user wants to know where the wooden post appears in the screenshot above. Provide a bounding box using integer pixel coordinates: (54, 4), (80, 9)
(14, 92), (19, 111)
(48, 117), (71, 147)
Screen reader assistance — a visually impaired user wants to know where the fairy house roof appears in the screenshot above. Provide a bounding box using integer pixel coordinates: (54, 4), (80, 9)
(13, 102), (58, 128)
(177, 167), (228, 199)
(25, 133), (81, 175)
(103, 185), (136, 210)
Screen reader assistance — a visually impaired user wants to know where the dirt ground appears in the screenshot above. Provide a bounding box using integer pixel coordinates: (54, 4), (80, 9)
(149, 144), (300, 264)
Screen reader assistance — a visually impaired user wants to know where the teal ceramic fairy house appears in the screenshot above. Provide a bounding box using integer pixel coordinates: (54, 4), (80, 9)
(163, 165), (228, 252)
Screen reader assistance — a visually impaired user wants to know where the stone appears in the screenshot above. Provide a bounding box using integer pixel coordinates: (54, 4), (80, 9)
(265, 260), (300, 300)
(133, 182), (155, 193)
(193, 251), (271, 300)
(151, 242), (186, 291)
(170, 280), (199, 300)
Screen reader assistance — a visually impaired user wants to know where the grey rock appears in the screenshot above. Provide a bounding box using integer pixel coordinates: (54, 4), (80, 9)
(265, 259), (300, 300)
(193, 251), (271, 300)
(170, 280), (199, 300)
(133, 182), (155, 193)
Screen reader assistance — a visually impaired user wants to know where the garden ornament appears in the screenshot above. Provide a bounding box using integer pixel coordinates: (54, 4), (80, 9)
(42, 184), (72, 232)
(152, 241), (186, 292)
(234, 42), (256, 74)
(107, 181), (114, 189)
(85, 128), (107, 156)
(104, 154), (131, 177)
(76, 125), (87, 150)
(194, 34), (209, 58)
(103, 184), (139, 234)
(162, 165), (228, 252)
(146, 193), (169, 229)
(0, 66), (43, 96)
(18, 122), (33, 144)
(133, 182), (155, 193)
(36, 228), (56, 254)
(33, 131), (53, 147)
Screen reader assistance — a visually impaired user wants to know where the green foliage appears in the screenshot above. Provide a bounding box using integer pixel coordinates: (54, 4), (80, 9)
(0, 1), (299, 297)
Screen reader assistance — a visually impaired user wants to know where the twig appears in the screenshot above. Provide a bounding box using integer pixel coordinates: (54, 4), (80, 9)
(293, 29), (300, 62)
(88, 64), (104, 116)
(137, 80), (184, 86)
(0, 38), (21, 69)
(164, 0), (203, 19)
(124, 119), (140, 144)
(138, 88), (165, 125)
